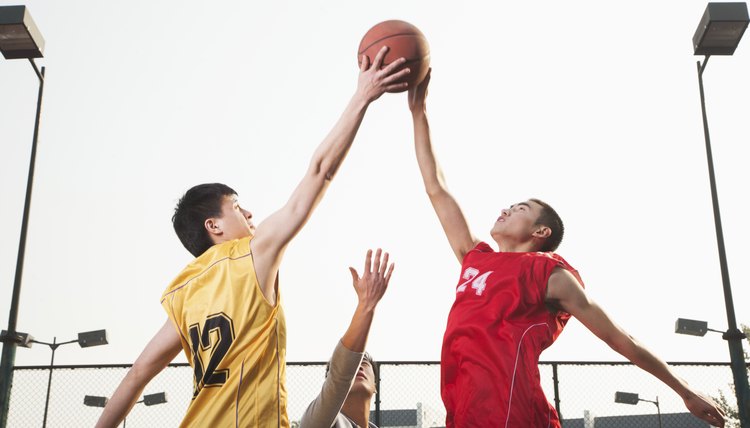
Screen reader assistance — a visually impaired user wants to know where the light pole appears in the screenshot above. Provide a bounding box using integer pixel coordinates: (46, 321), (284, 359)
(32, 330), (108, 428)
(85, 392), (167, 428)
(615, 391), (662, 428)
(691, 3), (750, 427)
(0, 6), (46, 428)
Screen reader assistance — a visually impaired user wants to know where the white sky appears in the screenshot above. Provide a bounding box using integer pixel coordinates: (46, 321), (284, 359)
(1, 0), (748, 376)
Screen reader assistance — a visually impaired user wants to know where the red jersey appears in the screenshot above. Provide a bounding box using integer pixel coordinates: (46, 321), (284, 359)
(441, 242), (583, 428)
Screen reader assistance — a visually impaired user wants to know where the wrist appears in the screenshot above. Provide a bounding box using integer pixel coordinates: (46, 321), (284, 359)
(355, 301), (377, 315)
(411, 108), (427, 120)
(351, 91), (372, 110)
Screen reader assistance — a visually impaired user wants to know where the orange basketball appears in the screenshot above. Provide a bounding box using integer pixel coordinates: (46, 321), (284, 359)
(357, 20), (430, 93)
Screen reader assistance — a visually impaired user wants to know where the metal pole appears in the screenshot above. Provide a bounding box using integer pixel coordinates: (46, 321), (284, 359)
(656, 396), (662, 428)
(696, 57), (750, 428)
(552, 363), (562, 421)
(41, 338), (56, 428)
(373, 362), (380, 427)
(0, 62), (46, 428)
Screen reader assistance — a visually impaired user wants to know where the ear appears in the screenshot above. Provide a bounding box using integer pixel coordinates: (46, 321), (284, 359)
(204, 218), (222, 237)
(532, 225), (551, 240)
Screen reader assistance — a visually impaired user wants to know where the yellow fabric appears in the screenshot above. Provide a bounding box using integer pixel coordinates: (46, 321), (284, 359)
(161, 237), (288, 427)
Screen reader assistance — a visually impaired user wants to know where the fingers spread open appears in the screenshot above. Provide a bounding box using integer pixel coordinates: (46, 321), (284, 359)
(385, 262), (395, 284)
(380, 252), (390, 274)
(373, 248), (382, 274)
(364, 249), (373, 275)
(386, 82), (409, 92)
(359, 54), (370, 72)
(380, 56), (406, 74)
(349, 267), (359, 285)
(372, 46), (389, 69)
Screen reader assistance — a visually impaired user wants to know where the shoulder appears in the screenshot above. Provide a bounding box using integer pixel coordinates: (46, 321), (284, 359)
(161, 237), (254, 299)
(542, 253), (584, 289)
(463, 241), (495, 260)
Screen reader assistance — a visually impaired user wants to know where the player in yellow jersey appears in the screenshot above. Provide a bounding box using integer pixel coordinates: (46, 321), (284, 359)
(96, 46), (411, 428)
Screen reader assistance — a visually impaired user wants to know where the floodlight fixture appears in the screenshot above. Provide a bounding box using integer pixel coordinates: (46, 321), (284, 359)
(143, 392), (167, 406)
(83, 395), (108, 408)
(614, 391), (641, 405)
(27, 331), (110, 428)
(615, 391), (662, 427)
(0, 330), (34, 348)
(693, 2), (749, 55)
(78, 330), (108, 348)
(675, 318), (708, 336)
(0, 5), (44, 59)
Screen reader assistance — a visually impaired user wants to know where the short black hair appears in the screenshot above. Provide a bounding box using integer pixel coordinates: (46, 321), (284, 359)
(530, 198), (564, 252)
(325, 351), (378, 383)
(362, 352), (378, 381)
(172, 183), (237, 257)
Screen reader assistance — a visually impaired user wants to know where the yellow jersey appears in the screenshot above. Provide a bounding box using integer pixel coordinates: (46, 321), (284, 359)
(161, 236), (288, 427)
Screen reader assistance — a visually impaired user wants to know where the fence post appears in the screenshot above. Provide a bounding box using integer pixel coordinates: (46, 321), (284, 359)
(374, 362), (381, 426)
(552, 362), (562, 422)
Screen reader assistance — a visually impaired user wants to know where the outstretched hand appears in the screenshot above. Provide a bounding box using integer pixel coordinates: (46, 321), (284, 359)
(349, 249), (394, 313)
(408, 67), (431, 114)
(683, 390), (725, 427)
(357, 46), (410, 103)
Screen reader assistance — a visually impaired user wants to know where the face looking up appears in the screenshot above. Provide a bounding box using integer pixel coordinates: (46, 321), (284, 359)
(208, 195), (255, 243)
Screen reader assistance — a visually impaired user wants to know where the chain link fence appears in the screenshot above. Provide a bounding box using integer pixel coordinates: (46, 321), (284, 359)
(7, 361), (743, 427)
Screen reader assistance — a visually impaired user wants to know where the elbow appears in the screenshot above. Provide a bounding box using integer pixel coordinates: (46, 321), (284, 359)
(608, 332), (644, 361)
(424, 184), (445, 199)
(310, 156), (339, 182)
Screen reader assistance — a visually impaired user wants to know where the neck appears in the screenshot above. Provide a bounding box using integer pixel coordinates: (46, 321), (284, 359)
(496, 239), (540, 253)
(341, 393), (372, 427)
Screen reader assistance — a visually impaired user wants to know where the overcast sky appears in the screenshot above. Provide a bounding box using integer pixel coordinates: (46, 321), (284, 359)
(1, 0), (748, 375)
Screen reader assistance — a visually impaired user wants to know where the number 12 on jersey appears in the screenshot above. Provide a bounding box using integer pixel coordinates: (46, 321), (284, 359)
(457, 267), (493, 296)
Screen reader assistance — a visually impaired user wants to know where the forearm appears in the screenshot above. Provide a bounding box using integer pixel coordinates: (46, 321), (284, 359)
(299, 342), (363, 428)
(412, 110), (444, 195)
(97, 320), (180, 427)
(611, 335), (691, 399)
(252, 94), (370, 256)
(310, 94), (370, 182)
(412, 110), (475, 260)
(340, 303), (376, 353)
(95, 368), (150, 427)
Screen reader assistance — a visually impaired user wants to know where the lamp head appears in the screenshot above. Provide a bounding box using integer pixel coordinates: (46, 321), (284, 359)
(615, 391), (640, 405)
(675, 318), (708, 337)
(143, 392), (167, 406)
(78, 330), (108, 348)
(0, 5), (44, 59)
(693, 2), (749, 55)
(83, 395), (108, 408)
(0, 330), (34, 348)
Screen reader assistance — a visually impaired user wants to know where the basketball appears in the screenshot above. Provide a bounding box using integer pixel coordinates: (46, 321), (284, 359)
(357, 20), (430, 93)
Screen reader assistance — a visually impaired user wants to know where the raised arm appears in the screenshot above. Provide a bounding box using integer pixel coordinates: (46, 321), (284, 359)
(251, 48), (409, 302)
(546, 268), (725, 427)
(408, 70), (477, 263)
(96, 320), (182, 428)
(299, 249), (394, 428)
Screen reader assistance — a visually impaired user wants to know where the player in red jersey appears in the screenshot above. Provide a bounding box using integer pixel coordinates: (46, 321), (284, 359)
(407, 69), (725, 428)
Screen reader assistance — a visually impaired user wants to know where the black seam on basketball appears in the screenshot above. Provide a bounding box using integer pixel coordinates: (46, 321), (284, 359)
(358, 33), (428, 55)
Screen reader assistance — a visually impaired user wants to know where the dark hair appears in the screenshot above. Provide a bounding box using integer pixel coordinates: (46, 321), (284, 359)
(172, 183), (237, 257)
(362, 352), (378, 381)
(530, 198), (564, 252)
(325, 351), (378, 383)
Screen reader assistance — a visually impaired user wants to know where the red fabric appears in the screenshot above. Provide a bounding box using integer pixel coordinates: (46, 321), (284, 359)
(441, 242), (583, 427)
